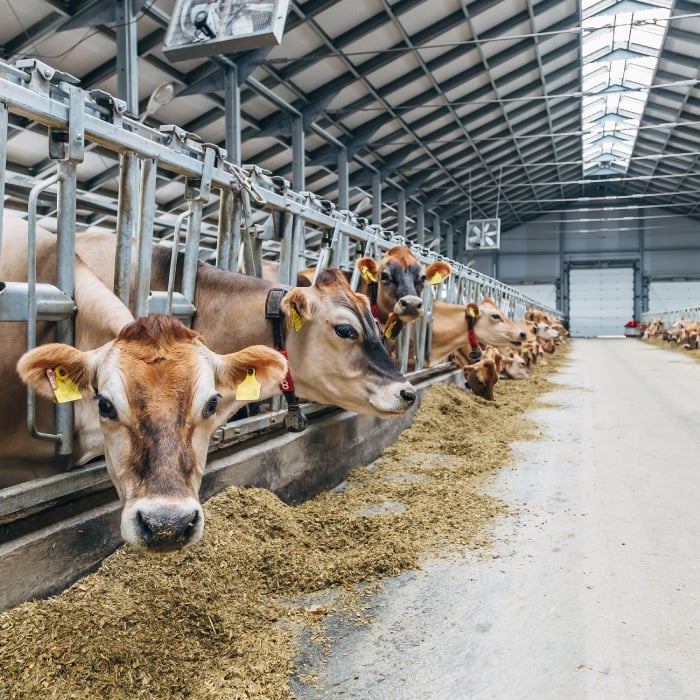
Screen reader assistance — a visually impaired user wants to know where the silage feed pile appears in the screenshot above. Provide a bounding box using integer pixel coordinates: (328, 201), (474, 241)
(641, 334), (700, 362)
(0, 348), (570, 699)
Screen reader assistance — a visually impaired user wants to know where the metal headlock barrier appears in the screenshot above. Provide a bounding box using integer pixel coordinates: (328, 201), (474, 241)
(0, 58), (560, 522)
(642, 306), (700, 325)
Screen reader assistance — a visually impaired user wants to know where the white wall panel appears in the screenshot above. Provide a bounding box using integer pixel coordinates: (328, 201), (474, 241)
(569, 268), (634, 337)
(510, 284), (557, 309)
(649, 281), (700, 311)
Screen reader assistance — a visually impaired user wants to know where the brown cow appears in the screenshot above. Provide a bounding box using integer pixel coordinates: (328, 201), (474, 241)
(73, 233), (417, 417)
(427, 298), (526, 366)
(356, 247), (452, 327)
(18, 315), (287, 550)
(450, 345), (502, 400)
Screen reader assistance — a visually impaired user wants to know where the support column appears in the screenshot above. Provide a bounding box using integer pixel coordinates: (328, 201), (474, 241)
(372, 172), (382, 226)
(416, 204), (425, 246)
(224, 64), (241, 166)
(446, 221), (453, 259)
(116, 0), (138, 117)
(432, 212), (441, 252)
(397, 188), (406, 238)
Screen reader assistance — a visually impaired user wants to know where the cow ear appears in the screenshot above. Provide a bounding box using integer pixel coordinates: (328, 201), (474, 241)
(356, 257), (378, 283)
(216, 345), (287, 391)
(466, 302), (480, 319)
(425, 261), (452, 285)
(280, 288), (311, 331)
(17, 343), (93, 402)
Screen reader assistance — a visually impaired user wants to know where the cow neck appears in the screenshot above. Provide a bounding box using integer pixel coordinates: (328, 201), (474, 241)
(465, 309), (483, 362)
(264, 288), (308, 433)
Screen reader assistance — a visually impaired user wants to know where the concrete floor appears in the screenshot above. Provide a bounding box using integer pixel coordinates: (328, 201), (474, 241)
(292, 338), (700, 700)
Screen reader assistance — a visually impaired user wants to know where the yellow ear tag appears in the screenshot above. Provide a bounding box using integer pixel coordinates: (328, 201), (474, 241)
(235, 368), (261, 401)
(467, 306), (478, 318)
(361, 267), (377, 283)
(384, 320), (397, 339)
(50, 366), (82, 403)
(430, 271), (442, 284)
(290, 307), (303, 331)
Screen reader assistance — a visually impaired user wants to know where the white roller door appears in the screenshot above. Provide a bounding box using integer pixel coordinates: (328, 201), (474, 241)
(569, 267), (634, 337)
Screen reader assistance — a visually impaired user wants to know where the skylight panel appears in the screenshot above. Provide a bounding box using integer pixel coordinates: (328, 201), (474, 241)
(581, 0), (671, 175)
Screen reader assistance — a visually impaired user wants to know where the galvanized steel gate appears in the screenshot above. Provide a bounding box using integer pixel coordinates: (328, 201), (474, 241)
(0, 58), (560, 604)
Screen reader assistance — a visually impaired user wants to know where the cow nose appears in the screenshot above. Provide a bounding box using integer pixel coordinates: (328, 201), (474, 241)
(135, 506), (201, 550)
(519, 331), (527, 340)
(400, 387), (416, 404)
(399, 296), (423, 311)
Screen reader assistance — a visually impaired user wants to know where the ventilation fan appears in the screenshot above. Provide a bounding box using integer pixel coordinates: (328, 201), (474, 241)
(465, 218), (500, 251)
(163, 0), (291, 61)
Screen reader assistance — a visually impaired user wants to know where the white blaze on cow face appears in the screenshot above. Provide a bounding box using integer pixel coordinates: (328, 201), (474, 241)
(16, 315), (287, 551)
(280, 270), (416, 416)
(470, 298), (526, 348)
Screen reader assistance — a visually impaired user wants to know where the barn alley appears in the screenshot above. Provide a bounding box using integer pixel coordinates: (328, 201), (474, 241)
(291, 337), (700, 699)
(3, 0), (700, 696)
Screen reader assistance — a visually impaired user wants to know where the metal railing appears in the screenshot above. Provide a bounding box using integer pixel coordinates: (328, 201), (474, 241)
(0, 57), (561, 518)
(642, 305), (700, 325)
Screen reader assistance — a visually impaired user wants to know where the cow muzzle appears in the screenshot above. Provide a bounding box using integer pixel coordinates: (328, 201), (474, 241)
(369, 380), (417, 415)
(121, 497), (204, 551)
(394, 295), (423, 320)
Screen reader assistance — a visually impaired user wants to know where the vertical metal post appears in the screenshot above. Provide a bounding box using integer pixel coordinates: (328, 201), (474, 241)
(432, 212), (441, 253)
(397, 188), (406, 239)
(0, 102), (7, 272)
(26, 174), (63, 445)
(338, 147), (349, 210)
(282, 115), (304, 285)
(416, 204), (425, 246)
(182, 146), (215, 303)
(223, 65), (242, 272)
(115, 151), (138, 306)
(217, 188), (234, 271)
(224, 64), (241, 166)
(134, 157), (157, 318)
(116, 0), (139, 117)
(337, 146), (350, 269)
(446, 222), (453, 259)
(372, 172), (382, 225)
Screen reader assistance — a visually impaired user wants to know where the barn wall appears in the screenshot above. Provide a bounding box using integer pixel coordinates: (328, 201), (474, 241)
(462, 207), (700, 313)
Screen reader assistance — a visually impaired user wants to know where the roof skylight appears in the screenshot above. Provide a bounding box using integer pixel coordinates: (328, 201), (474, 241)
(581, 0), (671, 175)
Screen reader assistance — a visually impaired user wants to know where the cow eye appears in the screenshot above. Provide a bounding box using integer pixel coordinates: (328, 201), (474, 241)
(96, 394), (117, 420)
(491, 313), (502, 321)
(203, 393), (221, 418)
(380, 271), (391, 283)
(334, 324), (358, 340)
(417, 273), (427, 284)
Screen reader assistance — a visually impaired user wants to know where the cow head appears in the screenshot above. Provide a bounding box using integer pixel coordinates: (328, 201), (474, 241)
(467, 298), (526, 348)
(502, 348), (530, 380)
(464, 358), (499, 400)
(356, 247), (452, 323)
(17, 315), (287, 551)
(280, 269), (417, 416)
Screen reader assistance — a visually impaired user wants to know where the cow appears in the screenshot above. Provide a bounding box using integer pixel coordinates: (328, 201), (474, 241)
(72, 232), (417, 418)
(450, 345), (502, 401)
(355, 247), (452, 329)
(295, 247), (451, 343)
(17, 315), (287, 550)
(1, 213), (287, 549)
(501, 348), (531, 380)
(426, 297), (526, 366)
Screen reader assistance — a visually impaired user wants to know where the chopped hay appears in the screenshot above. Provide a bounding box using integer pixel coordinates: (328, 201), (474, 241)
(0, 346), (571, 699)
(641, 335), (700, 362)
